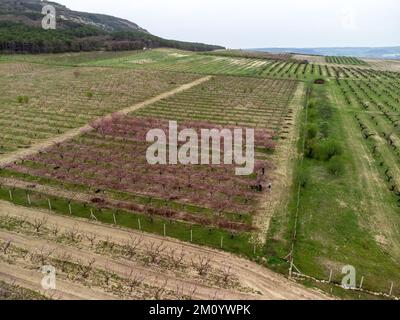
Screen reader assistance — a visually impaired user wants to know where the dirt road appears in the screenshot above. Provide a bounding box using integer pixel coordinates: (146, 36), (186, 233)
(253, 82), (305, 243)
(0, 200), (330, 300)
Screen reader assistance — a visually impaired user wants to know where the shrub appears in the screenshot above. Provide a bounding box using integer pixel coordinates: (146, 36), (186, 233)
(318, 103), (332, 120)
(327, 156), (345, 176)
(306, 124), (318, 140)
(324, 140), (343, 159)
(86, 91), (93, 99)
(319, 121), (329, 138)
(307, 108), (318, 121)
(307, 139), (342, 161)
(296, 167), (310, 188)
(17, 95), (29, 104)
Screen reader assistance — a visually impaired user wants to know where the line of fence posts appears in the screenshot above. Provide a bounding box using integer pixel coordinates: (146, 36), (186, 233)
(4, 187), (398, 298)
(318, 268), (396, 298)
(3, 188), (261, 259)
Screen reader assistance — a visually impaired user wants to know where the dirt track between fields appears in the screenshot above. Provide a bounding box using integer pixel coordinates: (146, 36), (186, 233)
(0, 76), (212, 169)
(0, 201), (330, 300)
(253, 82), (305, 243)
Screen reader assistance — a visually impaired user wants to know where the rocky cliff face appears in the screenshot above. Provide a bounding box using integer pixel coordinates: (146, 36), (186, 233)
(0, 0), (148, 32)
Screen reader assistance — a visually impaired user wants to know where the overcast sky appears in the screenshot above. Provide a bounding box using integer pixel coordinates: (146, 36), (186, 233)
(56, 0), (400, 48)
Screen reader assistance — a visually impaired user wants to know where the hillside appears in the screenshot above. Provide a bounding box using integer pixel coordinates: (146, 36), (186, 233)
(0, 0), (223, 53)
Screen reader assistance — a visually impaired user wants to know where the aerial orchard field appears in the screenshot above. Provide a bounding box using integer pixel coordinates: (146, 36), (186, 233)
(84, 49), (274, 77)
(1, 115), (276, 233)
(0, 65), (200, 154)
(337, 76), (400, 196)
(134, 76), (297, 130)
(2, 48), (400, 299)
(75, 49), (381, 80)
(201, 49), (293, 60)
(3, 49), (390, 82)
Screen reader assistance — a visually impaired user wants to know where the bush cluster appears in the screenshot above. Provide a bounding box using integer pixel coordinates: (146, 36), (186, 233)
(304, 86), (345, 176)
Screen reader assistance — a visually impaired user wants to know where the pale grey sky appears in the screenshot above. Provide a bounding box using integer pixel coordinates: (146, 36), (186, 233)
(56, 0), (400, 48)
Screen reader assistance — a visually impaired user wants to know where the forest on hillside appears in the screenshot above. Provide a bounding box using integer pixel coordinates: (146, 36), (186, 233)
(0, 21), (223, 53)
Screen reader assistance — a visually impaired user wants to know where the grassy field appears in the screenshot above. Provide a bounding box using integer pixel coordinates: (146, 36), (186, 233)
(265, 78), (400, 297)
(1, 48), (400, 299)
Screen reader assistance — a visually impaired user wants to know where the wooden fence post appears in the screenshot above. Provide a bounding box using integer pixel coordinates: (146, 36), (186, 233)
(90, 209), (97, 220)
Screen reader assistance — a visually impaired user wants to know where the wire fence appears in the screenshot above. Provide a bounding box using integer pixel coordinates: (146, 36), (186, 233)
(0, 185), (262, 260)
(290, 264), (399, 300)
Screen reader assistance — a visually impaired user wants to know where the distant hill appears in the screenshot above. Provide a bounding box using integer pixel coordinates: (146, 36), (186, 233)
(251, 47), (400, 59)
(0, 0), (224, 53)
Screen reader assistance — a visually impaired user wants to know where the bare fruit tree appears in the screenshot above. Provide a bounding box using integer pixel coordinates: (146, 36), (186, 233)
(57, 252), (72, 272)
(185, 285), (198, 300)
(123, 236), (142, 259)
(2, 239), (12, 254)
(125, 270), (145, 294)
(145, 241), (165, 265)
(80, 258), (96, 279)
(102, 236), (116, 252)
(175, 284), (198, 300)
(191, 255), (212, 276)
(152, 277), (168, 300)
(167, 247), (185, 269)
(32, 246), (55, 266)
(221, 264), (233, 284)
(85, 233), (97, 248)
(65, 226), (80, 243)
(51, 224), (60, 237)
(33, 217), (47, 234)
(103, 263), (112, 286)
(17, 215), (27, 228)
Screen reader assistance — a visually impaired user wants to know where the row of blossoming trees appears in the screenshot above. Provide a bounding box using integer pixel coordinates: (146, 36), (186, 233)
(5, 115), (277, 232)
